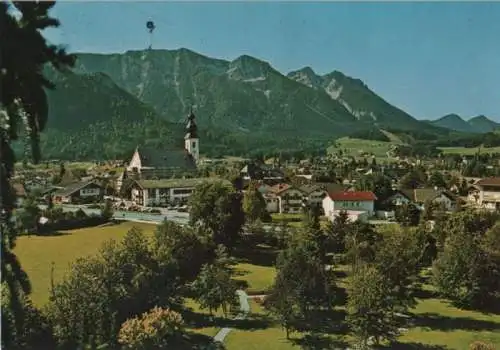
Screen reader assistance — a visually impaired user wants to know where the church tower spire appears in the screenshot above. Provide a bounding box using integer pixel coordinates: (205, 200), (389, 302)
(184, 107), (199, 162)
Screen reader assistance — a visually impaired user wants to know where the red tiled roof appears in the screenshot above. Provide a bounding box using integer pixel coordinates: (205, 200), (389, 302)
(476, 177), (500, 186)
(327, 191), (377, 201)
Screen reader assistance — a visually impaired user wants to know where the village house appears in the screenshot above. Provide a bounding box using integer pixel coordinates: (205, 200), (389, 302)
(401, 188), (459, 212)
(322, 191), (377, 222)
(258, 184), (280, 213)
(257, 184), (306, 214)
(475, 177), (500, 210)
(298, 185), (327, 207)
(53, 181), (104, 204)
(129, 178), (230, 207)
(240, 163), (285, 184)
(381, 190), (412, 208)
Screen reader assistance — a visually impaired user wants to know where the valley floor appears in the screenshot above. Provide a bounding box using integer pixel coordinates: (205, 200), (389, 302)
(14, 222), (500, 349)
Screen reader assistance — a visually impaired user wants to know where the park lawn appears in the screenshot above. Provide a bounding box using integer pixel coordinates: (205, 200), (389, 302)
(183, 298), (226, 337)
(14, 221), (156, 306)
(234, 263), (276, 294)
(225, 300), (300, 350)
(225, 300), (348, 350)
(399, 298), (500, 349)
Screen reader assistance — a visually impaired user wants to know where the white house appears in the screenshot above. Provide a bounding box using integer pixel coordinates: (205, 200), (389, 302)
(322, 191), (377, 220)
(475, 177), (500, 210)
(130, 178), (230, 207)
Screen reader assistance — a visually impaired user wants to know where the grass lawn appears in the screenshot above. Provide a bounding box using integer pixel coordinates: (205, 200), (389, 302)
(400, 298), (500, 349)
(225, 300), (297, 350)
(439, 146), (500, 155)
(327, 137), (400, 160)
(183, 298), (226, 337)
(224, 263), (500, 350)
(234, 263), (276, 294)
(14, 221), (156, 306)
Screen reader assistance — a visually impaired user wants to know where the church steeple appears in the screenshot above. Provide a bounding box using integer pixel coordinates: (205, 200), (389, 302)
(185, 107), (198, 139)
(184, 107), (200, 162)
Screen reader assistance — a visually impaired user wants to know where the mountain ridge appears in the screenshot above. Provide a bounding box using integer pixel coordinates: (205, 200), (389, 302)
(36, 47), (488, 159)
(428, 113), (499, 134)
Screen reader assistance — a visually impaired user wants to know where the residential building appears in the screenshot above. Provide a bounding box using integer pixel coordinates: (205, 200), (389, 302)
(53, 181), (104, 204)
(381, 190), (412, 208)
(298, 185), (327, 206)
(322, 191), (377, 220)
(271, 184), (306, 214)
(257, 184), (306, 214)
(240, 163), (284, 184)
(401, 188), (459, 212)
(130, 178), (231, 207)
(475, 177), (500, 210)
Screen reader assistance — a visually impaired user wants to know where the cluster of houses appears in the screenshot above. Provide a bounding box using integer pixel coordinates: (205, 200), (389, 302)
(11, 110), (500, 224)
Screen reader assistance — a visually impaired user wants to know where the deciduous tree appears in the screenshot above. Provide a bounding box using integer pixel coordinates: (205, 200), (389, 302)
(189, 181), (245, 249)
(191, 245), (238, 317)
(242, 181), (266, 223)
(118, 307), (184, 350)
(347, 265), (399, 347)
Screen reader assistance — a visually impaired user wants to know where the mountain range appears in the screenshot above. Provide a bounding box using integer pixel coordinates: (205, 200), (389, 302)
(427, 114), (500, 134)
(36, 47), (495, 160)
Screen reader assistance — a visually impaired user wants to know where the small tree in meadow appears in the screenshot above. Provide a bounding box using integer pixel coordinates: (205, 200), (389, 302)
(347, 265), (399, 347)
(191, 245), (238, 317)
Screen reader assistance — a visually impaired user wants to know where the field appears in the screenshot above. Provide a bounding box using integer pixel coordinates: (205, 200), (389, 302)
(439, 146), (500, 155)
(15, 221), (156, 306)
(327, 136), (401, 161)
(14, 223), (500, 349)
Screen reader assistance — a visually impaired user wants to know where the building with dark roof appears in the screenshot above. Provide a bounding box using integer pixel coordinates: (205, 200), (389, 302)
(125, 110), (199, 180)
(53, 181), (103, 204)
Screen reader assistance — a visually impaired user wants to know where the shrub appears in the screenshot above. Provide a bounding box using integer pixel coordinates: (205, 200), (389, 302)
(118, 307), (184, 349)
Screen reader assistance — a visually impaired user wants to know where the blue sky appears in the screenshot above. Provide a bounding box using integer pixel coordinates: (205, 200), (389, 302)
(43, 1), (500, 121)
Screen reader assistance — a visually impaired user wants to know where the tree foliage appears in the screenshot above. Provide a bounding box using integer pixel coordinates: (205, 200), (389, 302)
(191, 245), (238, 317)
(242, 181), (267, 223)
(118, 307), (184, 350)
(347, 265), (399, 347)
(265, 235), (335, 335)
(395, 203), (421, 227)
(432, 212), (500, 309)
(189, 181), (245, 249)
(1, 2), (75, 347)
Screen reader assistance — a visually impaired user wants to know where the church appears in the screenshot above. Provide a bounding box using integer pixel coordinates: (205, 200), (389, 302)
(117, 110), (227, 207)
(125, 109), (200, 180)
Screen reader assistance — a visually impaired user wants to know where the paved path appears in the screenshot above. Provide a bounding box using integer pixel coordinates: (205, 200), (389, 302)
(213, 290), (250, 344)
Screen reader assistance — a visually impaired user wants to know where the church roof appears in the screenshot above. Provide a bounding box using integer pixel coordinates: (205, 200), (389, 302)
(185, 109), (198, 139)
(137, 147), (197, 171)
